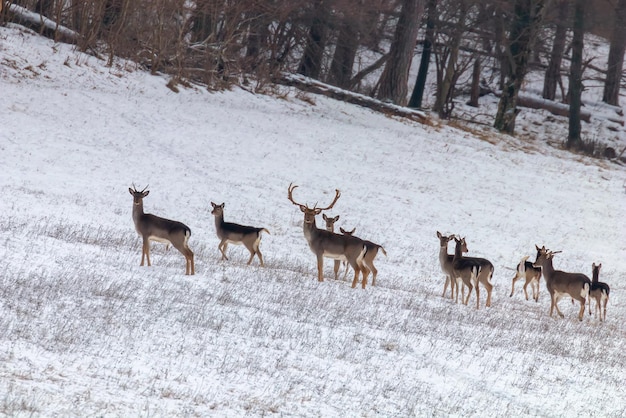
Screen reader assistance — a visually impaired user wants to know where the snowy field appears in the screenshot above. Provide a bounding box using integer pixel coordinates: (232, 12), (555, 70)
(1, 23), (626, 417)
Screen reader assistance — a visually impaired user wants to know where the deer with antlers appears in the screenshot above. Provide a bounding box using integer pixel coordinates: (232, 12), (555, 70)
(532, 245), (590, 321)
(288, 184), (369, 288)
(129, 186), (195, 275)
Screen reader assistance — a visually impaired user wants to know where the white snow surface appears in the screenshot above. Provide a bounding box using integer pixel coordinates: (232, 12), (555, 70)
(1, 24), (626, 417)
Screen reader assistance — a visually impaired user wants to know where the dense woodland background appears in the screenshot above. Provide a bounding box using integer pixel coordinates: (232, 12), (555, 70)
(2, 0), (626, 152)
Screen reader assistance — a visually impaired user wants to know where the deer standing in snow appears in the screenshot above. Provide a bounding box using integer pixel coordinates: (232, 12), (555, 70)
(129, 186), (195, 275)
(510, 253), (542, 302)
(210, 202), (270, 266)
(532, 245), (590, 321)
(588, 263), (610, 321)
(288, 183), (370, 288)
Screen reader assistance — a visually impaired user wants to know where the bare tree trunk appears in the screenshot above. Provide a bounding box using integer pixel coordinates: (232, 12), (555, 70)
(566, 0), (585, 149)
(328, 2), (362, 89)
(494, 0), (544, 134)
(376, 0), (424, 105)
(408, 0), (436, 109)
(433, 0), (467, 118)
(542, 0), (569, 101)
(244, 1), (270, 73)
(468, 57), (481, 107)
(602, 0), (626, 106)
(298, 0), (329, 80)
(493, 3), (509, 91)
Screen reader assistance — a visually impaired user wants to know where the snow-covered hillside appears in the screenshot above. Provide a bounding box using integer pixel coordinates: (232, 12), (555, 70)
(1, 23), (626, 416)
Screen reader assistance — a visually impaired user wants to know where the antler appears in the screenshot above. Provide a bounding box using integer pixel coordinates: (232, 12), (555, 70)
(287, 183), (306, 210)
(315, 188), (341, 211)
(130, 184), (149, 193)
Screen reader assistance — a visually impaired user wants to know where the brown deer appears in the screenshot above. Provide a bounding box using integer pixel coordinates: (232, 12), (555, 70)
(210, 202), (270, 266)
(438, 231), (458, 301)
(589, 263), (610, 321)
(322, 214), (346, 280)
(532, 245), (590, 321)
(339, 227), (387, 286)
(287, 183), (369, 288)
(509, 254), (542, 301)
(452, 237), (494, 308)
(129, 186), (194, 275)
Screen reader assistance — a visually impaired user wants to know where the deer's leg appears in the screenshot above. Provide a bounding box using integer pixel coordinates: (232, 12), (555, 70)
(256, 249), (264, 267)
(219, 241), (229, 260)
(553, 295), (565, 318)
(462, 275), (473, 306)
(342, 262), (350, 280)
(370, 263), (378, 287)
(475, 280), (480, 310)
(142, 239), (151, 266)
(603, 298), (608, 321)
(483, 280), (493, 308)
(360, 263), (370, 289)
(245, 245), (256, 265)
(333, 260), (341, 280)
(449, 276), (456, 300)
(350, 261), (361, 288)
(522, 280), (530, 301)
(577, 299), (585, 321)
(316, 255), (324, 282)
(187, 248), (195, 275)
(510, 275), (518, 297)
(443, 276), (450, 298)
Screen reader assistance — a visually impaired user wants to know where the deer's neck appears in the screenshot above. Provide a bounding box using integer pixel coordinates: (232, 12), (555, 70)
(439, 245), (450, 264)
(541, 259), (556, 279)
(592, 270), (599, 283)
(453, 242), (463, 261)
(214, 213), (225, 231)
(303, 219), (318, 243)
(132, 201), (145, 223)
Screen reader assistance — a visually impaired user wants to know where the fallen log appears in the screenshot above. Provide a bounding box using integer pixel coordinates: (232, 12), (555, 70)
(277, 73), (430, 124)
(7, 4), (78, 43)
(516, 94), (591, 123)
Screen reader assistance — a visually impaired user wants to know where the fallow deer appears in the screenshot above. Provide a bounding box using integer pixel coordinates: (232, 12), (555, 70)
(288, 183), (369, 288)
(438, 231), (458, 301)
(129, 186), (195, 275)
(322, 214), (346, 280)
(339, 227), (387, 286)
(532, 245), (590, 321)
(509, 254), (542, 301)
(451, 237), (479, 308)
(589, 263), (610, 321)
(210, 202), (270, 266)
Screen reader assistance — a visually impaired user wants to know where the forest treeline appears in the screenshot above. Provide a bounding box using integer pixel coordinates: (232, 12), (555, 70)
(2, 0), (625, 149)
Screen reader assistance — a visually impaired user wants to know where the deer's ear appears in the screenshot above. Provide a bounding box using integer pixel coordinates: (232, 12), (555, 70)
(143, 190), (150, 197)
(334, 215), (340, 222)
(300, 206), (306, 213)
(129, 188), (134, 195)
(323, 214), (328, 220)
(211, 202), (217, 207)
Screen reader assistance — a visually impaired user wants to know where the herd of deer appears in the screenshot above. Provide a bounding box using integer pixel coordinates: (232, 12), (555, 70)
(438, 232), (611, 321)
(129, 184), (610, 322)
